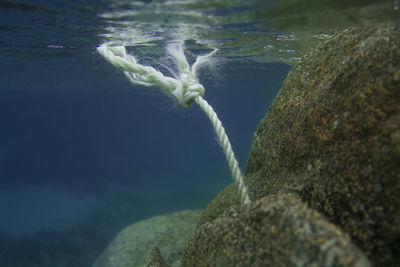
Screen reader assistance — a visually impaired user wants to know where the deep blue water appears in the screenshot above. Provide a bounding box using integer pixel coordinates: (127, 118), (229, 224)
(0, 0), (291, 266)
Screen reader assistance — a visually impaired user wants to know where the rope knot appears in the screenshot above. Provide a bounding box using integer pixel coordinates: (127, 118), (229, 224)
(172, 71), (204, 108)
(97, 43), (214, 108)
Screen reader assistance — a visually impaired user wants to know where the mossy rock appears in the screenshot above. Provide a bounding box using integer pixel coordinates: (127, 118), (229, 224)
(191, 24), (400, 266)
(183, 194), (370, 266)
(92, 210), (202, 267)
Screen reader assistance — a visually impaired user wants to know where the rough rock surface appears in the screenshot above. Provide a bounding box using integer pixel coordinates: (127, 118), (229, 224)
(143, 247), (168, 267)
(183, 194), (370, 267)
(92, 210), (202, 267)
(185, 24), (400, 266)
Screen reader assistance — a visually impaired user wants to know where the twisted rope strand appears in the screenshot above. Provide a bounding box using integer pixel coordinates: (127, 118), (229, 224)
(195, 95), (250, 204)
(97, 43), (251, 204)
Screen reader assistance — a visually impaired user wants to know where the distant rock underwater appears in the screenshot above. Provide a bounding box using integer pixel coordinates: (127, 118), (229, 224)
(93, 24), (400, 267)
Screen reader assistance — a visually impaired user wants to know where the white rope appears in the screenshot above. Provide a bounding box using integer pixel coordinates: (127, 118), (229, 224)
(194, 96), (250, 204)
(97, 43), (251, 204)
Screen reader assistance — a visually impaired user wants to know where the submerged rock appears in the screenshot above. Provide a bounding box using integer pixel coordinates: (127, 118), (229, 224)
(92, 210), (202, 267)
(246, 24), (400, 266)
(184, 24), (400, 266)
(183, 194), (370, 266)
(143, 247), (168, 267)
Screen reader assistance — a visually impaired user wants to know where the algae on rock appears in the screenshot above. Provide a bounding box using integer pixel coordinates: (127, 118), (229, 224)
(183, 194), (370, 266)
(246, 25), (400, 266)
(184, 24), (400, 266)
(92, 210), (202, 267)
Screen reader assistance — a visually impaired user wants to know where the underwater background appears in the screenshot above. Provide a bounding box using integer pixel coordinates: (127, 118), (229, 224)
(0, 0), (397, 266)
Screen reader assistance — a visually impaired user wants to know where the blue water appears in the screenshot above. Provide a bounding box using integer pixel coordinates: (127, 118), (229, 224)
(2, 0), (398, 265)
(0, 0), (292, 265)
(1, 0), (397, 265)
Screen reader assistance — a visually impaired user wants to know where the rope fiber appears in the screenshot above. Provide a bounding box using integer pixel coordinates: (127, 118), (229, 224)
(97, 43), (250, 204)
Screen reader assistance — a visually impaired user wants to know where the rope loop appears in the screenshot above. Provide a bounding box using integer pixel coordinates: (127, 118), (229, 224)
(98, 44), (209, 108)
